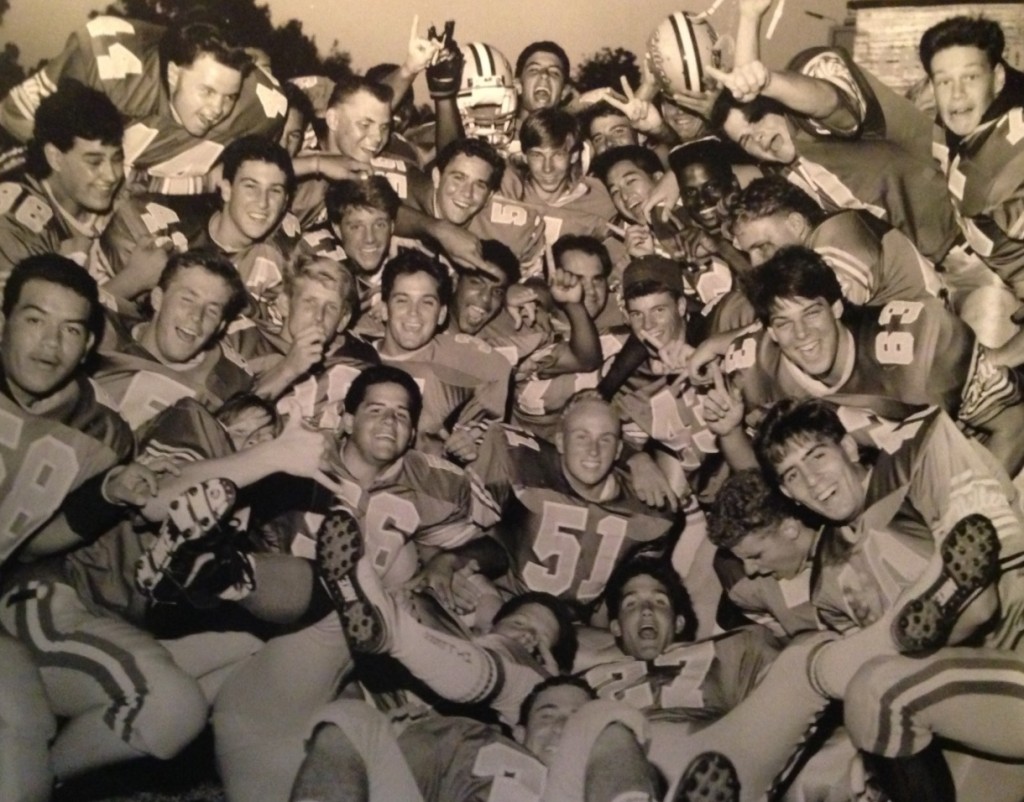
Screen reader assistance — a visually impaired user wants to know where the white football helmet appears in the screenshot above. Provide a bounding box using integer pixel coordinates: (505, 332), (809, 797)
(646, 12), (720, 96)
(457, 42), (518, 149)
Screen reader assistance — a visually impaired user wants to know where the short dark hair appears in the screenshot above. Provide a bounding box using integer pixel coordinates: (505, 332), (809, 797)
(327, 74), (394, 110)
(604, 556), (698, 642)
(578, 101), (631, 140)
(707, 468), (807, 549)
(519, 675), (596, 727)
(753, 398), (848, 480)
(159, 18), (252, 83)
(668, 136), (738, 187)
(515, 41), (571, 81)
(920, 16), (1004, 75)
(475, 239), (521, 286)
(745, 245), (843, 326)
(729, 176), (826, 230)
(157, 249), (249, 324)
(496, 591), (578, 674)
(343, 363), (423, 429)
(3, 253), (104, 342)
(27, 79), (124, 178)
(380, 249), (453, 307)
(553, 234), (612, 278)
(218, 135), (296, 195)
(435, 138), (506, 191)
(589, 145), (662, 187)
(709, 92), (789, 138)
(520, 107), (579, 151)
(325, 177), (401, 228)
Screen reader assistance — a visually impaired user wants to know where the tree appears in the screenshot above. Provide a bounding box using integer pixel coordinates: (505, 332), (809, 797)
(101, 0), (351, 81)
(574, 47), (641, 93)
(0, 43), (25, 98)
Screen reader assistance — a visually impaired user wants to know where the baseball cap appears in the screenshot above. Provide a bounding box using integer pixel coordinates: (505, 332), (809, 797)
(622, 255), (685, 294)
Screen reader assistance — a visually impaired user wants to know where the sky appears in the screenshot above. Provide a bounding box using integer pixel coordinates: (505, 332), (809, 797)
(4, 0), (850, 75)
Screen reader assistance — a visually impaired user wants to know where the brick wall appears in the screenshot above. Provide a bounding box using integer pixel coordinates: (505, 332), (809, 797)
(851, 4), (1024, 95)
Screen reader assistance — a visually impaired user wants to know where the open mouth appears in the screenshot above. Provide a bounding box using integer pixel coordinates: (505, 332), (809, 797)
(638, 623), (658, 640)
(533, 88), (552, 105)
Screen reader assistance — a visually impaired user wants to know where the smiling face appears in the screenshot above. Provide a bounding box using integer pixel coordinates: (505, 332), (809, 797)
(1, 279), (94, 405)
(556, 399), (621, 494)
(626, 290), (687, 350)
(453, 271), (507, 334)
(337, 206), (393, 275)
(679, 162), (733, 232)
(216, 159), (289, 248)
(343, 380), (415, 467)
(146, 266), (233, 364)
(772, 433), (866, 523)
(520, 682), (592, 767)
(326, 89), (391, 163)
(722, 108), (796, 164)
(525, 137), (575, 197)
(381, 271), (446, 354)
(930, 45), (1005, 138)
(518, 51), (567, 113)
(167, 54), (243, 137)
(435, 153), (495, 226)
(605, 160), (660, 224)
(660, 98), (708, 141)
(588, 112), (638, 155)
(610, 573), (684, 661)
(766, 296), (843, 379)
(45, 137), (124, 218)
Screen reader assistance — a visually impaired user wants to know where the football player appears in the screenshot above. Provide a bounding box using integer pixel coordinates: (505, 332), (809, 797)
(403, 136), (546, 277)
(744, 397), (1024, 802)
(470, 391), (678, 622)
(224, 254), (377, 417)
(515, 41), (573, 125)
(0, 254), (184, 796)
(455, 41), (519, 154)
(730, 175), (944, 307)
(0, 15), (286, 194)
(94, 249), (253, 430)
(920, 16), (1024, 366)
(715, 245), (1024, 477)
(0, 80), (125, 294)
(375, 247), (512, 461)
(103, 135), (298, 314)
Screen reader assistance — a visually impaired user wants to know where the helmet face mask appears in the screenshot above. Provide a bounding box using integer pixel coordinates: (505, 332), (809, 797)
(457, 42), (518, 148)
(647, 12), (722, 96)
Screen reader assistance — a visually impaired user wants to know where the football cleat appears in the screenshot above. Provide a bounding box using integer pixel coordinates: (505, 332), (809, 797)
(671, 751), (740, 802)
(891, 513), (1001, 652)
(135, 479), (254, 608)
(316, 507), (391, 653)
(647, 12), (721, 96)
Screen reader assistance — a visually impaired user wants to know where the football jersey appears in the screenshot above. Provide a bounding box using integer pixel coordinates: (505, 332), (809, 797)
(808, 210), (944, 306)
(515, 174), (616, 249)
(254, 446), (499, 588)
(580, 626), (778, 724)
(809, 406), (1024, 638)
(0, 176), (117, 295)
(104, 192), (297, 315)
(377, 331), (512, 456)
(0, 370), (133, 566)
(60, 397), (234, 623)
(472, 423), (678, 608)
(93, 315), (254, 431)
(938, 107), (1024, 295)
(726, 299), (1021, 432)
(0, 17), (287, 194)
(611, 356), (720, 475)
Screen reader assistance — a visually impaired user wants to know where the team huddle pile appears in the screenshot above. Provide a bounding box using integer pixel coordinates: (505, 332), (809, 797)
(2, 1), (1024, 801)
